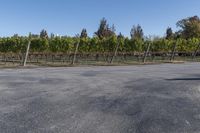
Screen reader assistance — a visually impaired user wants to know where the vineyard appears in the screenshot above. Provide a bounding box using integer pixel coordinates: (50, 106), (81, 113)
(0, 36), (200, 67)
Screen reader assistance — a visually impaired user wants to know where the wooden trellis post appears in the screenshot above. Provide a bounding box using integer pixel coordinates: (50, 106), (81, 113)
(72, 41), (80, 65)
(23, 40), (31, 67)
(110, 42), (120, 64)
(143, 43), (151, 63)
(192, 43), (200, 60)
(170, 43), (177, 61)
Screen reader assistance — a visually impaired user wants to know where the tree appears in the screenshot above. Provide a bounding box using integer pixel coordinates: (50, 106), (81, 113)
(95, 18), (115, 39)
(40, 29), (48, 39)
(117, 33), (125, 52)
(50, 33), (55, 39)
(80, 28), (88, 38)
(130, 24), (144, 40)
(31, 34), (39, 38)
(166, 27), (173, 39)
(117, 32), (124, 39)
(13, 34), (19, 38)
(177, 16), (200, 39)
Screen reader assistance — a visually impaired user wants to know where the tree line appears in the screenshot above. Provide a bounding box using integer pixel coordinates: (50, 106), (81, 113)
(1, 16), (200, 54)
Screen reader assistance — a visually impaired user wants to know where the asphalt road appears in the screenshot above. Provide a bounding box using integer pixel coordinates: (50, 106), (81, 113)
(1, 63), (200, 133)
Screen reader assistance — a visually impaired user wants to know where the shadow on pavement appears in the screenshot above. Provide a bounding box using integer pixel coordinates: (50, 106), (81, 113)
(166, 78), (200, 81)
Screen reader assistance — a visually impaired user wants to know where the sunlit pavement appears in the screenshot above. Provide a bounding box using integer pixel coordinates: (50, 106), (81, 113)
(1, 63), (200, 133)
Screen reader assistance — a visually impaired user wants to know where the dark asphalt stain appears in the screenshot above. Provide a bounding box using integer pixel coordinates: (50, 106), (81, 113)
(39, 78), (66, 84)
(81, 71), (100, 77)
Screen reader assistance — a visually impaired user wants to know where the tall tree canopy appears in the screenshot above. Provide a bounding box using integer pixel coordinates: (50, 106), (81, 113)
(40, 29), (48, 39)
(80, 29), (88, 38)
(177, 16), (200, 39)
(130, 24), (144, 40)
(95, 18), (115, 39)
(166, 27), (174, 39)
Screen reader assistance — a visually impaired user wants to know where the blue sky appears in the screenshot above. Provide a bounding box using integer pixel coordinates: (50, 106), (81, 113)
(0, 0), (200, 37)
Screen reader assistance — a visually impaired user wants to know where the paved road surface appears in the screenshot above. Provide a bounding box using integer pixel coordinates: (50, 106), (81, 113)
(1, 63), (200, 133)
